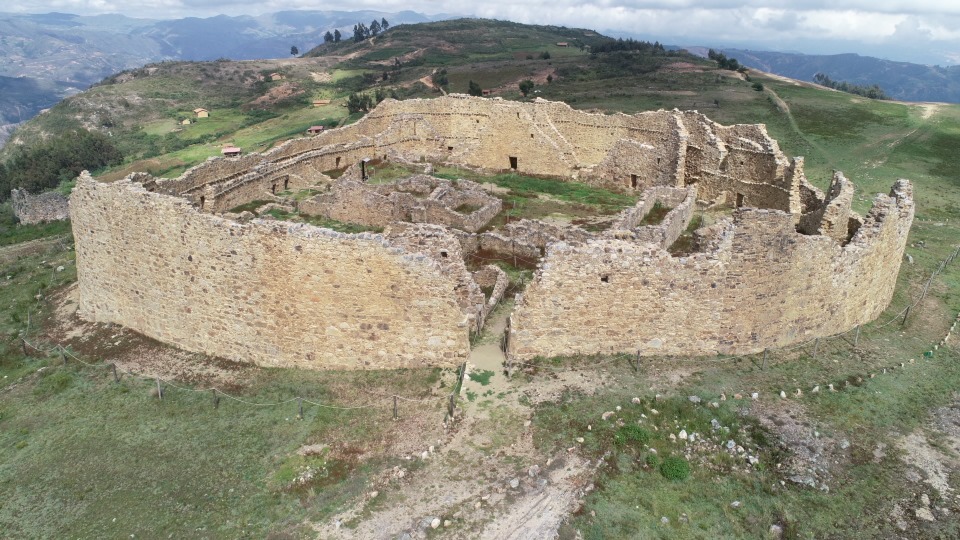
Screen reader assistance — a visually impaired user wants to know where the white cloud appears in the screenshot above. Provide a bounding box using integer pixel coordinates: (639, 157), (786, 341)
(3, 0), (960, 63)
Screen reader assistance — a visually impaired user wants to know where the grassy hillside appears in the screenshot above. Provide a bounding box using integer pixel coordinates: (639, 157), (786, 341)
(2, 18), (960, 538)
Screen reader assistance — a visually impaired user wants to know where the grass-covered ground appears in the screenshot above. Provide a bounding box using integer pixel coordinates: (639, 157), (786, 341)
(2, 17), (960, 539)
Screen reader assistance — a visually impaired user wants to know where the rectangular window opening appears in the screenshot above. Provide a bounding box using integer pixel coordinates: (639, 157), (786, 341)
(509, 156), (518, 170)
(630, 174), (638, 189)
(600, 275), (610, 283)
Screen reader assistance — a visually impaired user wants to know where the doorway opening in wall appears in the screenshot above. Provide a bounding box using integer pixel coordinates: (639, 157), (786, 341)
(283, 178), (289, 190)
(736, 193), (745, 207)
(509, 156), (518, 170)
(271, 184), (277, 194)
(199, 196), (205, 208)
(631, 174), (638, 189)
(440, 250), (448, 258)
(336, 156), (341, 167)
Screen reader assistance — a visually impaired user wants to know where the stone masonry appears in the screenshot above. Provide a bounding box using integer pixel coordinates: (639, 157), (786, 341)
(11, 188), (70, 224)
(70, 95), (915, 369)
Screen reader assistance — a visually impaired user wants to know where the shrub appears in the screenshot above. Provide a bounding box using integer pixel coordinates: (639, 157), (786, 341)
(644, 453), (660, 468)
(752, 82), (764, 91)
(614, 425), (651, 446)
(659, 455), (690, 480)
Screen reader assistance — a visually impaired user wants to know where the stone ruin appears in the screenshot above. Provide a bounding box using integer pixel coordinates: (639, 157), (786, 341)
(70, 95), (914, 369)
(11, 188), (70, 225)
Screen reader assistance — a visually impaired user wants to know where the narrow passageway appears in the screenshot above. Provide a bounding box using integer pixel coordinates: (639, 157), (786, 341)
(462, 304), (511, 416)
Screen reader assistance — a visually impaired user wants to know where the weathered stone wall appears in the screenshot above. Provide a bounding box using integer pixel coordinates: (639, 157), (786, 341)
(611, 186), (697, 249)
(71, 173), (469, 370)
(11, 188), (70, 224)
(142, 96), (801, 208)
(508, 180), (914, 360)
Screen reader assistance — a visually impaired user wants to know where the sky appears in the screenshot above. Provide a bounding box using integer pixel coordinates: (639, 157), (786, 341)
(4, 1), (959, 65)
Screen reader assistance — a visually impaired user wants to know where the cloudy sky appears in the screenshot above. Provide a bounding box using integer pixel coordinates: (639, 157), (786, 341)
(4, 0), (959, 65)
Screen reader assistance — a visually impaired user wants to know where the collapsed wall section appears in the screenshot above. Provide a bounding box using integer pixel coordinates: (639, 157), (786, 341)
(70, 173), (469, 370)
(508, 180), (914, 359)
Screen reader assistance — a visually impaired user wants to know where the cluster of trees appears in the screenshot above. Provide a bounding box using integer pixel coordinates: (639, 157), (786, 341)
(0, 129), (122, 201)
(346, 88), (398, 113)
(707, 49), (743, 71)
(431, 69), (449, 90)
(344, 18), (390, 43)
(813, 73), (889, 100)
(591, 38), (666, 54)
(323, 29), (342, 43)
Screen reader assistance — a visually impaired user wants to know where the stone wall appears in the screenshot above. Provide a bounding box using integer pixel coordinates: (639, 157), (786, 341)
(11, 188), (70, 224)
(71, 173), (469, 370)
(140, 96), (804, 209)
(507, 180), (914, 360)
(611, 186), (697, 249)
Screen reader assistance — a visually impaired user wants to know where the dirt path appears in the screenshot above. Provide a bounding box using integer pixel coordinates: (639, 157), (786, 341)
(309, 307), (601, 539)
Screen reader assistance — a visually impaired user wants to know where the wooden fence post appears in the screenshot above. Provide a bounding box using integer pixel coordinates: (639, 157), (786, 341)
(448, 394), (456, 417)
(761, 349), (768, 370)
(854, 325), (861, 347)
(212, 389), (220, 409)
(156, 378), (163, 400)
(112, 363), (119, 382)
(901, 306), (911, 327)
(297, 398), (304, 419)
(393, 396), (398, 420)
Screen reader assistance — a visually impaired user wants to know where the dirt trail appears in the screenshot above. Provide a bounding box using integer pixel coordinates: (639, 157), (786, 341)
(310, 307), (601, 539)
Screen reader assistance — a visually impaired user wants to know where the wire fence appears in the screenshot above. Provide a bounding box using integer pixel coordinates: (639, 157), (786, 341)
(10, 240), (959, 415)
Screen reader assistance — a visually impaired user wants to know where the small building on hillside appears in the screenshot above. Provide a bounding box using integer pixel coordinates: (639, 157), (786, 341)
(556, 42), (569, 47)
(312, 99), (331, 107)
(307, 125), (325, 134)
(481, 89), (492, 96)
(221, 146), (242, 157)
(270, 73), (284, 81)
(181, 118), (192, 125)
(193, 108), (209, 118)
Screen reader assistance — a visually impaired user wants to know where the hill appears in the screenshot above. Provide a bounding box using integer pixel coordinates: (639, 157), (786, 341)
(0, 9), (437, 146)
(2, 18), (960, 538)
(722, 48), (960, 103)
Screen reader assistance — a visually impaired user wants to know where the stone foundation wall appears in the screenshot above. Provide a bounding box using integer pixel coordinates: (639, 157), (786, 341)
(71, 173), (469, 370)
(508, 180), (914, 360)
(11, 188), (70, 224)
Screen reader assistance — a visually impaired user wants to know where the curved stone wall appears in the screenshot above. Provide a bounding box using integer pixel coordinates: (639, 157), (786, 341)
(70, 95), (915, 368)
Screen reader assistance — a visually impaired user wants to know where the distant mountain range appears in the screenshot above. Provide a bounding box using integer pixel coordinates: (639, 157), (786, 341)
(720, 49), (960, 103)
(0, 10), (436, 147)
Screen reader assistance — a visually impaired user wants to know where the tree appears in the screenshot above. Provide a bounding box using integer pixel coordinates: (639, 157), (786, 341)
(518, 79), (534, 97)
(468, 80), (483, 96)
(432, 69), (449, 90)
(290, 46), (299, 56)
(347, 92), (374, 113)
(540, 51), (551, 60)
(353, 23), (368, 43)
(370, 19), (381, 36)
(333, 29), (341, 43)
(375, 88), (386, 103)
(381, 17), (389, 30)
(323, 31), (334, 43)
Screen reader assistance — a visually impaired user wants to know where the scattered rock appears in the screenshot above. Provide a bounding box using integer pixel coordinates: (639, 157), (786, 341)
(916, 507), (936, 522)
(734, 393), (743, 400)
(509, 478), (520, 489)
(688, 396), (701, 404)
(679, 430), (688, 440)
(444, 520), (451, 527)
(779, 391), (787, 399)
(751, 392), (759, 400)
(528, 465), (540, 477)
(430, 518), (441, 529)
(661, 516), (670, 524)
(711, 419), (721, 430)
(769, 524), (783, 538)
(602, 411), (615, 421)
(631, 397), (642, 404)
(812, 385), (820, 393)
(56, 266), (64, 272)
(730, 501), (741, 509)
(726, 440), (736, 450)
(576, 437), (584, 443)
(650, 408), (660, 415)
